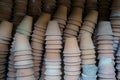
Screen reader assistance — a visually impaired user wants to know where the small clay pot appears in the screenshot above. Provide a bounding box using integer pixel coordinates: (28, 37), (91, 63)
(97, 44), (113, 50)
(16, 75), (35, 80)
(81, 49), (95, 55)
(64, 65), (81, 71)
(64, 56), (81, 62)
(16, 68), (34, 77)
(14, 60), (33, 66)
(63, 38), (80, 53)
(64, 75), (79, 80)
(45, 52), (61, 62)
(97, 35), (113, 40)
(45, 40), (62, 45)
(65, 71), (80, 75)
(45, 44), (62, 49)
(82, 59), (96, 65)
(45, 36), (62, 40)
(46, 50), (61, 53)
(14, 55), (32, 61)
(81, 54), (96, 59)
(45, 69), (62, 75)
(14, 64), (34, 69)
(45, 21), (61, 36)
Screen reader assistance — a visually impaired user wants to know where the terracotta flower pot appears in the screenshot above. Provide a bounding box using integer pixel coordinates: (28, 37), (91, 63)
(53, 5), (67, 20)
(97, 50), (115, 54)
(45, 75), (61, 80)
(14, 55), (32, 61)
(98, 54), (115, 60)
(14, 60), (33, 66)
(97, 40), (113, 44)
(81, 49), (95, 55)
(82, 65), (98, 76)
(64, 56), (81, 62)
(83, 21), (95, 28)
(45, 44), (62, 49)
(45, 40), (62, 45)
(45, 21), (61, 36)
(65, 71), (80, 75)
(14, 64), (34, 69)
(63, 37), (80, 53)
(64, 29), (78, 36)
(0, 21), (13, 38)
(33, 30), (45, 36)
(97, 21), (113, 36)
(45, 69), (62, 75)
(81, 25), (94, 33)
(16, 75), (35, 80)
(68, 20), (81, 26)
(64, 75), (79, 80)
(46, 50), (61, 53)
(69, 7), (83, 22)
(17, 16), (33, 33)
(97, 35), (113, 40)
(84, 10), (98, 24)
(64, 65), (81, 71)
(13, 33), (31, 51)
(31, 38), (44, 44)
(45, 36), (62, 40)
(66, 24), (79, 32)
(44, 52), (61, 62)
(82, 59), (96, 64)
(16, 68), (34, 77)
(81, 54), (96, 59)
(80, 33), (95, 49)
(35, 12), (51, 28)
(82, 74), (97, 80)
(97, 44), (113, 50)
(31, 42), (43, 50)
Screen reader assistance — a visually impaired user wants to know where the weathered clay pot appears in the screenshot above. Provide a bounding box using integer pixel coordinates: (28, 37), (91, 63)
(83, 21), (95, 28)
(84, 10), (98, 24)
(97, 40), (113, 44)
(35, 12), (51, 28)
(81, 49), (96, 55)
(82, 65), (98, 76)
(64, 56), (81, 62)
(63, 37), (80, 53)
(31, 42), (43, 50)
(45, 75), (61, 80)
(82, 74), (97, 80)
(80, 33), (95, 49)
(97, 44), (114, 50)
(69, 7), (82, 22)
(13, 33), (31, 51)
(65, 71), (80, 75)
(14, 64), (34, 69)
(97, 50), (115, 54)
(14, 55), (32, 61)
(64, 75), (79, 80)
(45, 20), (61, 36)
(17, 16), (33, 32)
(82, 59), (96, 65)
(68, 20), (81, 26)
(45, 52), (61, 62)
(14, 60), (33, 66)
(16, 75), (35, 80)
(45, 36), (62, 40)
(98, 54), (115, 60)
(45, 40), (62, 45)
(0, 21), (13, 38)
(53, 5), (67, 20)
(45, 69), (62, 75)
(16, 68), (34, 77)
(97, 35), (113, 40)
(81, 54), (96, 59)
(46, 50), (61, 53)
(64, 29), (78, 36)
(66, 24), (79, 32)
(45, 44), (62, 49)
(97, 21), (113, 36)
(64, 65), (81, 71)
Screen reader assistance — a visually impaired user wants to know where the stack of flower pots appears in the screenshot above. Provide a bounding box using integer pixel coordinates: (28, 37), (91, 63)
(79, 10), (98, 65)
(81, 65), (98, 80)
(44, 21), (62, 80)
(31, 12), (51, 79)
(28, 0), (42, 21)
(0, 21), (13, 80)
(86, 0), (98, 13)
(97, 21), (115, 60)
(63, 37), (81, 80)
(53, 5), (68, 33)
(11, 16), (35, 80)
(116, 44), (120, 79)
(110, 0), (120, 51)
(42, 0), (56, 14)
(72, 0), (85, 9)
(0, 0), (13, 21)
(98, 0), (111, 21)
(63, 7), (83, 39)
(12, 0), (28, 26)
(57, 0), (71, 12)
(98, 57), (116, 80)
